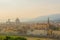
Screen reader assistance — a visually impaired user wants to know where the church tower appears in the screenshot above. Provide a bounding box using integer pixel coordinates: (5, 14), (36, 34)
(6, 19), (11, 24)
(47, 17), (53, 37)
(48, 17), (50, 29)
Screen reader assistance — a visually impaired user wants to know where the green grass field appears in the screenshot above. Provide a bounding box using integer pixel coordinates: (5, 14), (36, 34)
(0, 35), (58, 40)
(0, 35), (26, 40)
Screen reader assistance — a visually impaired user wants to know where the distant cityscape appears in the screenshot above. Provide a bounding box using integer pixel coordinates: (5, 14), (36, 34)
(0, 17), (60, 39)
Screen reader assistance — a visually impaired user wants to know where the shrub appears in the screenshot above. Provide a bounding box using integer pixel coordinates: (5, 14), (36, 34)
(4, 36), (27, 40)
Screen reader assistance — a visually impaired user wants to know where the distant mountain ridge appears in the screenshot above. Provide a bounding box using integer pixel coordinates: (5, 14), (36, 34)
(27, 14), (60, 23)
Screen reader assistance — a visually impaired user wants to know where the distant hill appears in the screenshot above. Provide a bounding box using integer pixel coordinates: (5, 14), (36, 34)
(27, 14), (60, 23)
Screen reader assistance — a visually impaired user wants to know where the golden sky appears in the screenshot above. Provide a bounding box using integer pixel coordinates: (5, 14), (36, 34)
(0, 0), (60, 20)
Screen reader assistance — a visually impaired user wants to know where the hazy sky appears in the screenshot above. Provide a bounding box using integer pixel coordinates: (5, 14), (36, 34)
(0, 0), (60, 20)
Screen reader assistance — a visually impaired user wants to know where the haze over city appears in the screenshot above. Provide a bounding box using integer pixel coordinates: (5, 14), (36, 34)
(0, 0), (60, 22)
(0, 0), (60, 40)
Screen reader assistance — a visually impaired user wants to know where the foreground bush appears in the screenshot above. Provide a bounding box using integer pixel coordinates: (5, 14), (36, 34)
(4, 36), (27, 40)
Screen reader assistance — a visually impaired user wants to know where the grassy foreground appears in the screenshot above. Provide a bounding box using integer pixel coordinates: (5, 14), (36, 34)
(0, 35), (58, 40)
(0, 36), (27, 40)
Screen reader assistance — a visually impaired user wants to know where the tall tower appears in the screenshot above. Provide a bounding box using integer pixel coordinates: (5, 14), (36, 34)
(47, 17), (52, 37)
(6, 19), (11, 24)
(47, 17), (50, 29)
(48, 17), (49, 24)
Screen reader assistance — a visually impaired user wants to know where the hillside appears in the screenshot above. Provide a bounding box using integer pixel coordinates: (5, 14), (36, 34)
(27, 14), (60, 23)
